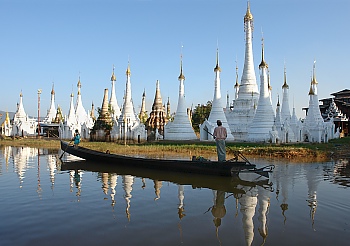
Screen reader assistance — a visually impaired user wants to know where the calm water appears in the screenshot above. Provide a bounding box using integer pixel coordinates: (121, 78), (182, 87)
(0, 146), (349, 246)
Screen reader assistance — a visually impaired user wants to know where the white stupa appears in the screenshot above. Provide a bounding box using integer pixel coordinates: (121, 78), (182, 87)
(302, 62), (327, 143)
(59, 92), (78, 139)
(279, 67), (296, 143)
(44, 84), (57, 123)
(290, 106), (302, 141)
(281, 66), (291, 123)
(12, 92), (37, 136)
(75, 77), (89, 126)
(164, 54), (197, 140)
(226, 2), (259, 141)
(109, 65), (121, 120)
(200, 49), (234, 141)
(247, 38), (275, 142)
(111, 63), (147, 142)
(118, 63), (139, 125)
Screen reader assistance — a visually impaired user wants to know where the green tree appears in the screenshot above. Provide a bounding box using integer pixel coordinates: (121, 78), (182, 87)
(191, 101), (212, 133)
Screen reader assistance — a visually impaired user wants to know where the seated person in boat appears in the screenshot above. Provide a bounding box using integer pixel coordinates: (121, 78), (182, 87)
(73, 129), (81, 148)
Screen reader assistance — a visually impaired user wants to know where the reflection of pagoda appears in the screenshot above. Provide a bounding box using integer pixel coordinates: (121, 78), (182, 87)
(100, 172), (118, 207)
(306, 165), (321, 229)
(239, 185), (258, 246)
(123, 175), (134, 221)
(257, 185), (271, 245)
(177, 185), (185, 244)
(154, 180), (163, 201)
(13, 147), (36, 188)
(47, 155), (57, 191)
(280, 167), (289, 225)
(70, 170), (82, 200)
(102, 173), (109, 195)
(178, 185), (185, 220)
(110, 174), (118, 207)
(211, 190), (227, 243)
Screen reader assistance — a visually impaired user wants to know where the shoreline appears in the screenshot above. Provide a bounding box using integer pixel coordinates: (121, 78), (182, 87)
(1, 137), (349, 162)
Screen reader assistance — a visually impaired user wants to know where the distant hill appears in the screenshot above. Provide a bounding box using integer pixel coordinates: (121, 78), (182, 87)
(0, 111), (15, 126)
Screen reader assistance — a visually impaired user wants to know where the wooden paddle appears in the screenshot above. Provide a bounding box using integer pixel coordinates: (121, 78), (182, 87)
(59, 140), (72, 159)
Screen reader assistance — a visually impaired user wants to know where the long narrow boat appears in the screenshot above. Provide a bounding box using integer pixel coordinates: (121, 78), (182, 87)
(60, 141), (274, 177)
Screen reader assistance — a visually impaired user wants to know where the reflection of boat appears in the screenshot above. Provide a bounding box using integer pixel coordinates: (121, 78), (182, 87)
(61, 141), (273, 177)
(60, 160), (273, 194)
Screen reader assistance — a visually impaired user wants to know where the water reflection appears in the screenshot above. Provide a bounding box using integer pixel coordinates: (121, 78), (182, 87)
(1, 146), (350, 246)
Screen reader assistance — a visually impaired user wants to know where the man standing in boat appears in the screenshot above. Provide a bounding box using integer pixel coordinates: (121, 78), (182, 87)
(213, 120), (227, 162)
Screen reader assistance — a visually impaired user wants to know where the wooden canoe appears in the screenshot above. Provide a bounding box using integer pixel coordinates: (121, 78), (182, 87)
(60, 141), (273, 177)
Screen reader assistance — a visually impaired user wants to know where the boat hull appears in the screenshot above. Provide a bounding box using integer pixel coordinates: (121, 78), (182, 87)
(60, 141), (259, 177)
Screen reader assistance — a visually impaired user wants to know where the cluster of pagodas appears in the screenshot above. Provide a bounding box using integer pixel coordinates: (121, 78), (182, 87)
(2, 2), (340, 143)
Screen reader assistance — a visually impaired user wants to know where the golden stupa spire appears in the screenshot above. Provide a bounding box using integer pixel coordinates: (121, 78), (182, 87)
(111, 65), (116, 81)
(277, 94), (280, 106)
(282, 62), (289, 89)
(5, 111), (10, 124)
(259, 34), (267, 69)
(178, 45), (185, 80)
(51, 82), (55, 95)
(126, 59), (131, 76)
(244, 0), (253, 23)
(70, 85), (74, 97)
(311, 60), (318, 84)
(77, 74), (81, 95)
(214, 47), (221, 72)
(308, 75), (315, 95)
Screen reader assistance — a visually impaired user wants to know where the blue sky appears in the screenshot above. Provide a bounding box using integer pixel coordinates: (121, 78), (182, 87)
(1, 0), (349, 119)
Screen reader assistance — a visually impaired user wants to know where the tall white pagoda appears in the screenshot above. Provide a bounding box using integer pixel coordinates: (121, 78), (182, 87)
(109, 66), (121, 120)
(200, 49), (234, 141)
(12, 92), (37, 136)
(43, 84), (57, 123)
(247, 38), (275, 142)
(75, 77), (90, 127)
(278, 66), (296, 143)
(59, 92), (78, 139)
(164, 54), (197, 140)
(110, 63), (147, 142)
(226, 1), (259, 141)
(302, 62), (331, 143)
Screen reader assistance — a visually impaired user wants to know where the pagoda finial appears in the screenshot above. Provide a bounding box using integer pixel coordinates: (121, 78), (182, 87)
(259, 33), (267, 68)
(178, 45), (185, 80)
(308, 84), (314, 95)
(235, 60), (239, 88)
(244, 0), (253, 23)
(126, 60), (131, 76)
(282, 62), (289, 89)
(51, 82), (55, 95)
(277, 94), (280, 106)
(77, 75), (81, 95)
(214, 47), (221, 72)
(312, 60), (318, 84)
(111, 64), (116, 81)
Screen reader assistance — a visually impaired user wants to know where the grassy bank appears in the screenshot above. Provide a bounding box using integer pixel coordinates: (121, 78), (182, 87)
(1, 136), (349, 161)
